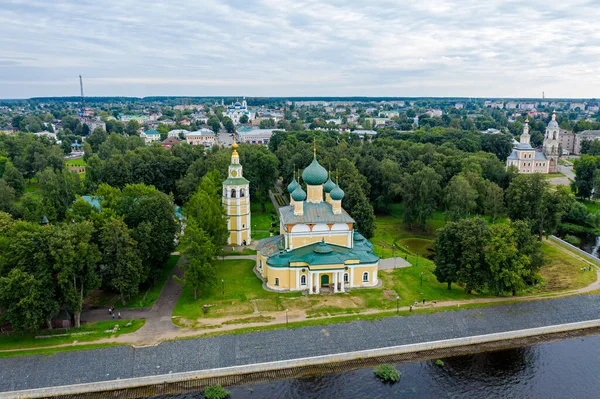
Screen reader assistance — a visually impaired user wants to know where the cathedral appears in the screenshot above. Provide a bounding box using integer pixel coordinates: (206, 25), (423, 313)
(255, 143), (380, 294)
(506, 110), (560, 174)
(222, 139), (251, 246)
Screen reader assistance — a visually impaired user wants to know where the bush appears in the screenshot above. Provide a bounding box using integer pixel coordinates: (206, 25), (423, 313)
(204, 384), (230, 399)
(435, 359), (445, 367)
(563, 234), (582, 246)
(373, 364), (401, 383)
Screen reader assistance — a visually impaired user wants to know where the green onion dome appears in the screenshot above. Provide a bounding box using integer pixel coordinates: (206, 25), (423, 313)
(330, 184), (345, 200)
(323, 177), (336, 193)
(287, 177), (299, 193)
(302, 157), (328, 185)
(291, 184), (307, 201)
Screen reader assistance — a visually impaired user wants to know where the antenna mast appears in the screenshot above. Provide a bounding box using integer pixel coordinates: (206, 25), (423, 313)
(79, 75), (85, 116)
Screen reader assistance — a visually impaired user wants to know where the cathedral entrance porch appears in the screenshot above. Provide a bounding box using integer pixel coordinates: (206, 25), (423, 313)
(308, 270), (346, 295)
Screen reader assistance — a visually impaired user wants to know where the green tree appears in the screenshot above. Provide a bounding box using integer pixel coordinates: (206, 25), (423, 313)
(222, 117), (235, 133)
(259, 118), (276, 129)
(0, 269), (59, 332)
(184, 171), (228, 248)
(208, 116), (221, 133)
(239, 114), (249, 124)
(485, 223), (527, 295)
(38, 167), (81, 221)
(50, 221), (101, 327)
(483, 181), (505, 222)
(572, 155), (600, 198)
(0, 179), (15, 214)
(444, 174), (477, 221)
(125, 120), (140, 136)
(239, 145), (279, 212)
(99, 218), (143, 304)
(344, 181), (375, 238)
(401, 167), (442, 230)
(176, 221), (217, 300)
(506, 174), (569, 239)
(2, 161), (25, 197)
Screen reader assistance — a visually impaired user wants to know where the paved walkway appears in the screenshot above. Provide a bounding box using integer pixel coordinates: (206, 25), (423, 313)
(379, 257), (412, 269)
(3, 294), (600, 393)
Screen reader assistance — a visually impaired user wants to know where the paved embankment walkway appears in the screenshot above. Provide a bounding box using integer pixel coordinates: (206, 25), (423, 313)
(2, 294), (600, 393)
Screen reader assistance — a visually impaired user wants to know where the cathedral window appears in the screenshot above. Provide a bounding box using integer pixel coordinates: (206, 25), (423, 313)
(362, 272), (369, 282)
(275, 278), (279, 286)
(344, 273), (349, 283)
(301, 275), (306, 285)
(240, 188), (245, 197)
(231, 189), (236, 198)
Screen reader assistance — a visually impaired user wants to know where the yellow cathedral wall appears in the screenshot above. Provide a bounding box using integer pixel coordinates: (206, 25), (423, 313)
(290, 234), (348, 249)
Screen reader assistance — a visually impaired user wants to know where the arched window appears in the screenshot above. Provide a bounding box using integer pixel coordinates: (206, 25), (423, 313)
(344, 273), (349, 283)
(275, 278), (279, 287)
(301, 275), (306, 285)
(362, 272), (369, 282)
(240, 188), (245, 198)
(231, 189), (236, 198)
(259, 260), (263, 272)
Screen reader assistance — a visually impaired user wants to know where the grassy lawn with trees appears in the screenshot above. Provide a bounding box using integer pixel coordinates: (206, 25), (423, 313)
(251, 201), (275, 231)
(0, 320), (144, 354)
(88, 255), (181, 309)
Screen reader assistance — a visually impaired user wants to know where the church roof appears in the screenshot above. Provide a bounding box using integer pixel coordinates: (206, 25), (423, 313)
(266, 240), (379, 268)
(291, 184), (307, 201)
(302, 157), (328, 185)
(279, 201), (354, 225)
(515, 143), (534, 150)
(330, 184), (345, 200)
(534, 152), (548, 160)
(323, 177), (336, 193)
(222, 176), (249, 185)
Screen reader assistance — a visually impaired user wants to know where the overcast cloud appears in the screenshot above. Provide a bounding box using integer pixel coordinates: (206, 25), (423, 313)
(1, 0), (599, 98)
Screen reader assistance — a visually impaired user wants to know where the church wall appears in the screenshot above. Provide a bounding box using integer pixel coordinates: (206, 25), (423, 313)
(306, 185), (324, 203)
(265, 267), (296, 291)
(352, 264), (379, 287)
(290, 233), (350, 249)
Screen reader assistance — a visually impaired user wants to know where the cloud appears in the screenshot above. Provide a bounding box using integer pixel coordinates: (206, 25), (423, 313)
(0, 0), (599, 98)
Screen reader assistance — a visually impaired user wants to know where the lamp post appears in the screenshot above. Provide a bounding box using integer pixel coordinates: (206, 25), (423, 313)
(396, 296), (399, 314)
(393, 245), (396, 269)
(420, 272), (423, 287)
(285, 309), (289, 325)
(221, 279), (224, 296)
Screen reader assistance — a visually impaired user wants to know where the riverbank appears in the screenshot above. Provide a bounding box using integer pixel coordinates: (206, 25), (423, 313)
(2, 294), (600, 396)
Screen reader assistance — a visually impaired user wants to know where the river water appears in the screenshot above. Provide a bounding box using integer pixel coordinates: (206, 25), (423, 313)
(160, 334), (600, 399)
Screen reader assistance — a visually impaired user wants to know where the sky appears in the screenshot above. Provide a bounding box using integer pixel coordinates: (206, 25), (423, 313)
(1, 0), (600, 99)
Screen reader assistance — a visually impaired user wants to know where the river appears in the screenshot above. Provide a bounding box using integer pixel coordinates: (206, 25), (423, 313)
(159, 334), (600, 399)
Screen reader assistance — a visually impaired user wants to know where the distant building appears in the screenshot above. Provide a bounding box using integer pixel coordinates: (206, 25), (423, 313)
(574, 130), (600, 155)
(542, 111), (560, 172)
(140, 129), (161, 144)
(185, 128), (215, 148)
(558, 129), (575, 154)
(161, 137), (181, 150)
(71, 143), (84, 153)
(168, 129), (188, 138)
(506, 118), (549, 174)
(454, 103), (464, 109)
(34, 131), (57, 141)
(425, 109), (442, 117)
(352, 130), (377, 140)
(79, 117), (106, 132)
(225, 98), (255, 124)
(238, 129), (275, 145)
(570, 102), (587, 111)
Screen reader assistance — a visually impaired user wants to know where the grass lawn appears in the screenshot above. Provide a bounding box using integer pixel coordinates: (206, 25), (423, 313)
(220, 248), (257, 256)
(90, 255), (180, 309)
(251, 201), (275, 231)
(398, 237), (434, 258)
(252, 231), (271, 240)
(66, 158), (87, 167)
(538, 241), (598, 292)
(0, 320), (144, 353)
(173, 259), (301, 323)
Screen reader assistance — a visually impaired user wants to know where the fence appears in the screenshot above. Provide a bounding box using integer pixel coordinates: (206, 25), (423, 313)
(549, 235), (600, 264)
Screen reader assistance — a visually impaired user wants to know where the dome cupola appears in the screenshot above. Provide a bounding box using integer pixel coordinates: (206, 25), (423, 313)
(291, 184), (307, 201)
(330, 184), (345, 201)
(302, 157), (328, 185)
(323, 176), (336, 193)
(287, 175), (299, 193)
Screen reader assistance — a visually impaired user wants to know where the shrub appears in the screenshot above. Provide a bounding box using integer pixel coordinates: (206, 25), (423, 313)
(435, 359), (444, 367)
(373, 364), (401, 383)
(563, 234), (581, 246)
(204, 384), (230, 399)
